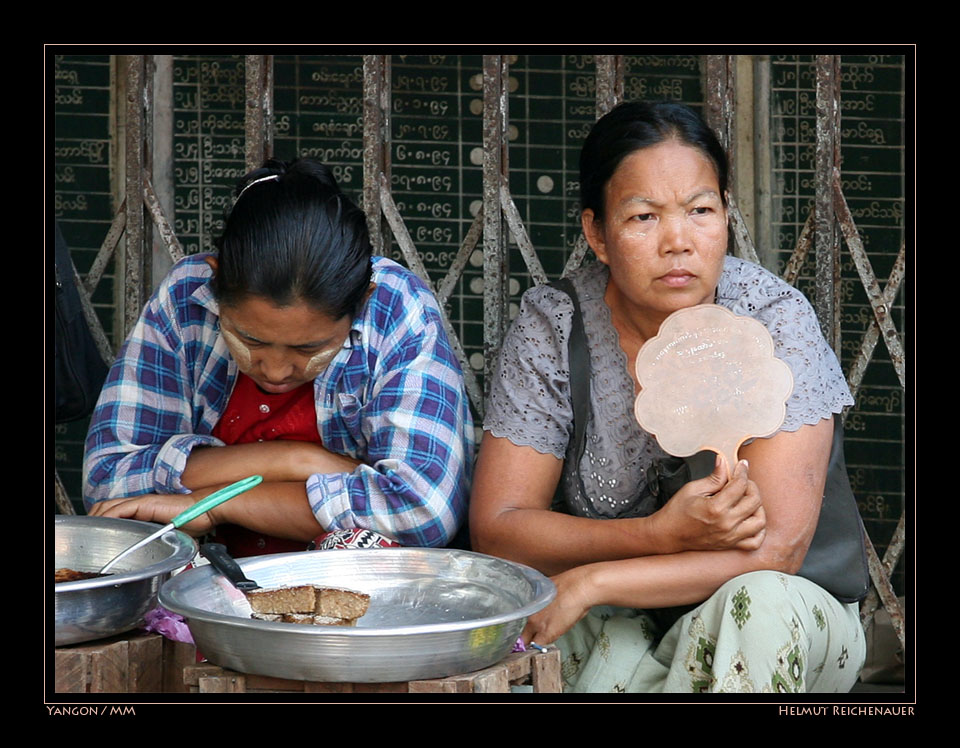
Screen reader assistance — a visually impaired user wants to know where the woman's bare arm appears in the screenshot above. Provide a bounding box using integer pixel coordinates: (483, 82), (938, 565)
(470, 433), (767, 576)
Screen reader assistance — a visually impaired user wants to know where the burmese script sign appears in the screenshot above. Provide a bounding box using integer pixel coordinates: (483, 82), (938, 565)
(634, 304), (794, 478)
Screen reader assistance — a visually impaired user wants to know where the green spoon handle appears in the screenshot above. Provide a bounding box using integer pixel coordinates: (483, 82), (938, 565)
(172, 475), (263, 527)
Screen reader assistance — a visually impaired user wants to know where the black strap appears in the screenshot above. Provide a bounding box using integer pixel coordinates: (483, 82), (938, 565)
(550, 277), (590, 473)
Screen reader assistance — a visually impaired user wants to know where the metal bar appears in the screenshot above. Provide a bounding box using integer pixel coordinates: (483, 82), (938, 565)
(142, 55), (157, 293)
(437, 211), (482, 307)
(565, 60), (623, 281)
(482, 55), (510, 404)
(594, 55), (623, 117)
(834, 175), (906, 388)
(706, 54), (740, 268)
(379, 175), (435, 289)
(150, 55), (175, 285)
(144, 178), (185, 264)
(83, 199), (126, 296)
(245, 55), (273, 172)
(781, 211), (814, 288)
(379, 177), (484, 414)
(704, 55), (735, 156)
(753, 55), (774, 268)
(860, 513), (906, 647)
(861, 528), (906, 650)
(563, 235), (591, 278)
(55, 471), (75, 515)
(72, 262), (115, 365)
(814, 55), (841, 352)
(500, 182), (548, 286)
(726, 194), (761, 265)
(844, 241), (905, 405)
(363, 55), (391, 255)
(123, 55), (147, 337)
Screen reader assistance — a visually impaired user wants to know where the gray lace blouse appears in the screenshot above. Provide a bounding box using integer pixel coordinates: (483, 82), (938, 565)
(483, 255), (855, 520)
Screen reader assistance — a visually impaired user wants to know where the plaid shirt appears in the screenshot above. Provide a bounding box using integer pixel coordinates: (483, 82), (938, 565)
(83, 254), (474, 547)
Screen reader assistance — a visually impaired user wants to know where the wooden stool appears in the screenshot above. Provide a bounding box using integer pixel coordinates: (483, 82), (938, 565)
(54, 632), (198, 693)
(183, 647), (562, 694)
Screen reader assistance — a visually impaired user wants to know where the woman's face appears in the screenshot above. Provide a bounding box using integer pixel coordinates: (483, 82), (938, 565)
(218, 295), (352, 394)
(583, 139), (728, 331)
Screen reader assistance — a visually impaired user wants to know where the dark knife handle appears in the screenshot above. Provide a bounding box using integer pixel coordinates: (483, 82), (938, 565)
(199, 543), (260, 591)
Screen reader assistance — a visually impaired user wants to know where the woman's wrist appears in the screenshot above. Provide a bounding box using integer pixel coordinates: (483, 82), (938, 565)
(626, 513), (671, 557)
(562, 563), (604, 611)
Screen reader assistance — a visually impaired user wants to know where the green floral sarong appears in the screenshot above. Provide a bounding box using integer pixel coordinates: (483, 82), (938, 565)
(556, 571), (865, 693)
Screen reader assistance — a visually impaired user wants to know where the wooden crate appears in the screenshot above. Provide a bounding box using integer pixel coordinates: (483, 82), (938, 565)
(183, 647), (562, 694)
(54, 632), (198, 694)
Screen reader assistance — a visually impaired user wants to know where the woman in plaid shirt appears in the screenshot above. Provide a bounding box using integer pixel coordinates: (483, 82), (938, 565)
(85, 159), (474, 554)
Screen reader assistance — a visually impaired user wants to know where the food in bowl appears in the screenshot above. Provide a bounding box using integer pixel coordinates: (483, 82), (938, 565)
(55, 568), (107, 583)
(246, 585), (370, 626)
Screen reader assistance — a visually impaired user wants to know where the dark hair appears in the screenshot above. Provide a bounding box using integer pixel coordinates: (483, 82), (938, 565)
(579, 101), (729, 221)
(212, 158), (373, 320)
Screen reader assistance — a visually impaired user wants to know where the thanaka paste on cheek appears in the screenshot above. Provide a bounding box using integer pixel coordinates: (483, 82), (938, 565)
(303, 346), (339, 379)
(220, 326), (253, 372)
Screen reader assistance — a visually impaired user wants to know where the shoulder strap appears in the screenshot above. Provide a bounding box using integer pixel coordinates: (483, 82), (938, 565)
(549, 277), (590, 469)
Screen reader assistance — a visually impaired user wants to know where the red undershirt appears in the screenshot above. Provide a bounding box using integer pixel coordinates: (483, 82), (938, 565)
(210, 373), (320, 557)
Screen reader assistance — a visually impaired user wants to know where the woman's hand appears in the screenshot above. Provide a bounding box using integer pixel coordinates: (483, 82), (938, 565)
(522, 566), (596, 646)
(87, 490), (218, 537)
(646, 456), (766, 555)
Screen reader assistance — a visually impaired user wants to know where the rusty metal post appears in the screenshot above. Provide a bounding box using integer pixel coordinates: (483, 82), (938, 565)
(54, 472), (75, 515)
(594, 55), (624, 117)
(814, 55), (842, 353)
(704, 55), (736, 174)
(482, 55), (510, 402)
(564, 55), (623, 279)
(363, 55), (392, 256)
(123, 55), (149, 337)
(245, 55), (274, 173)
(705, 55), (744, 261)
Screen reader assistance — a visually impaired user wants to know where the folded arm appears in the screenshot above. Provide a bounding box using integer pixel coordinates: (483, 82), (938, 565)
(518, 418), (834, 644)
(306, 324), (474, 547)
(88, 481), (325, 540)
(180, 441), (362, 488)
(470, 433), (767, 577)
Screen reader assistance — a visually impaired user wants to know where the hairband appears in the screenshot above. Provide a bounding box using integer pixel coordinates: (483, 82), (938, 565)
(236, 173), (280, 201)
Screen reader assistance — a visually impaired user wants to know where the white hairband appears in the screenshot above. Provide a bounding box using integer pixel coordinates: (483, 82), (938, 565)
(236, 173), (280, 201)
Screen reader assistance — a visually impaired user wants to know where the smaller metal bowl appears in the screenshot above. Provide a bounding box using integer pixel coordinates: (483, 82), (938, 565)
(54, 515), (197, 646)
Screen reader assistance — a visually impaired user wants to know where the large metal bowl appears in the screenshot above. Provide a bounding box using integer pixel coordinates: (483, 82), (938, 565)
(160, 548), (555, 682)
(54, 515), (198, 646)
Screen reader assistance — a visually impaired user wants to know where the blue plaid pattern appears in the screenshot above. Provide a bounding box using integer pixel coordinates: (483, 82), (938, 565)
(83, 254), (474, 547)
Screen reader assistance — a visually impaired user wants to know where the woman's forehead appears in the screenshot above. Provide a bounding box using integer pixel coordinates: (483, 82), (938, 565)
(605, 141), (722, 204)
(220, 295), (348, 346)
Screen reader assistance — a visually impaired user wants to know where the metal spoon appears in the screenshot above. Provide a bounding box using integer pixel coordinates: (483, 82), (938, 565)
(98, 475), (263, 574)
